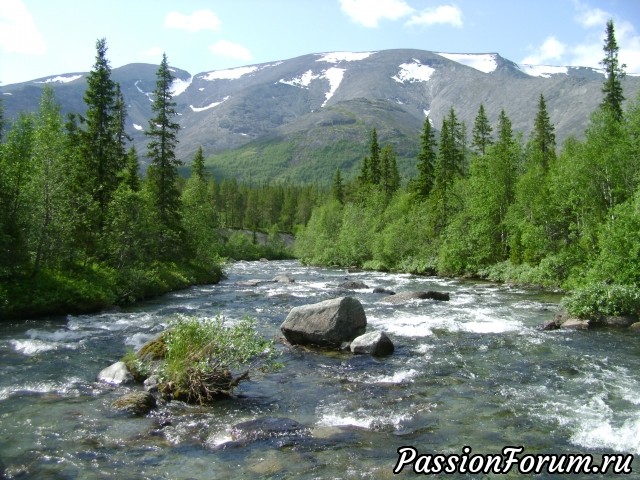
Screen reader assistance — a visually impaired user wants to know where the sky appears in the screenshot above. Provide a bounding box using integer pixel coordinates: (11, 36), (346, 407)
(1, 0), (639, 85)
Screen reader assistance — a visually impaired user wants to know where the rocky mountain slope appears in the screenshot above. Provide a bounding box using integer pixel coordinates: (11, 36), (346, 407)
(2, 49), (639, 182)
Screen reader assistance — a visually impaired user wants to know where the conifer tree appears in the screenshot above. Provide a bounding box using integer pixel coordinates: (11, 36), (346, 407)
(380, 144), (400, 198)
(146, 53), (183, 257)
(600, 19), (626, 121)
(192, 145), (206, 180)
(471, 103), (493, 155)
(414, 116), (437, 199)
(123, 146), (140, 192)
(358, 156), (371, 185)
(81, 38), (126, 233)
(332, 168), (344, 204)
(531, 94), (556, 170)
(369, 128), (381, 185)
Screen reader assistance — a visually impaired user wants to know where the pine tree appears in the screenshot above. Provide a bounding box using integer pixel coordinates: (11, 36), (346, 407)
(332, 168), (345, 204)
(471, 104), (493, 155)
(358, 155), (371, 185)
(531, 94), (556, 170)
(123, 146), (140, 192)
(146, 53), (183, 257)
(600, 19), (626, 121)
(81, 38), (126, 233)
(414, 116), (437, 199)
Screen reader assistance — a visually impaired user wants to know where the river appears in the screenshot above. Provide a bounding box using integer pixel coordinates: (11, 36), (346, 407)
(1, 260), (638, 478)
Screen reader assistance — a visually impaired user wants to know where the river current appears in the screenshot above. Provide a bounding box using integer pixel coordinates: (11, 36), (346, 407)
(1, 260), (638, 479)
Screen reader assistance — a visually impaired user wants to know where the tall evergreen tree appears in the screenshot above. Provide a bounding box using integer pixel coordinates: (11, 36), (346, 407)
(123, 146), (141, 192)
(380, 144), (400, 198)
(332, 168), (345, 204)
(531, 94), (556, 170)
(81, 38), (126, 233)
(358, 155), (371, 185)
(471, 103), (493, 155)
(369, 128), (381, 185)
(414, 116), (437, 199)
(600, 19), (626, 121)
(192, 145), (206, 180)
(146, 53), (183, 256)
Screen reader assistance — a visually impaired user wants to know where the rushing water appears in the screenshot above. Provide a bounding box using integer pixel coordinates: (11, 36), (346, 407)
(1, 260), (639, 479)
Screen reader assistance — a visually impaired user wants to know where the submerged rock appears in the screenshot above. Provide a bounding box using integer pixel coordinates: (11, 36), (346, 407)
(97, 361), (133, 385)
(350, 331), (395, 356)
(281, 296), (367, 347)
(338, 280), (369, 290)
(560, 318), (590, 330)
(373, 287), (395, 295)
(231, 417), (309, 442)
(111, 391), (157, 416)
(382, 291), (450, 304)
(272, 274), (295, 283)
(598, 315), (638, 328)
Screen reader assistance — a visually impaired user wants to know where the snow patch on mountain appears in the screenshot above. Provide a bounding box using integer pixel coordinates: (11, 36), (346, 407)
(133, 123), (143, 131)
(279, 67), (345, 107)
(190, 96), (230, 112)
(35, 74), (83, 84)
(279, 70), (321, 88)
(316, 51), (375, 63)
(134, 80), (154, 102)
(202, 66), (258, 81)
(393, 60), (435, 83)
(171, 76), (192, 96)
(517, 64), (569, 78)
(437, 53), (498, 74)
(322, 67), (345, 106)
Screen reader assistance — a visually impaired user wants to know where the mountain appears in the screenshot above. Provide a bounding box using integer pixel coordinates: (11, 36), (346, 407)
(2, 49), (639, 183)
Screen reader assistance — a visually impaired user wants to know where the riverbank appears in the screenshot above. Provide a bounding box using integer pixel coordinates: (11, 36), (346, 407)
(0, 260), (223, 320)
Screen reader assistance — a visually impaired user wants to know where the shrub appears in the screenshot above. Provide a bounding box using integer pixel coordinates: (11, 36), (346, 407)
(562, 283), (640, 319)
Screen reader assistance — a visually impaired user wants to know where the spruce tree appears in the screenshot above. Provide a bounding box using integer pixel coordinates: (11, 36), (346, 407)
(146, 53), (183, 256)
(332, 168), (345, 204)
(81, 38), (126, 233)
(414, 116), (437, 199)
(380, 144), (400, 198)
(471, 104), (493, 155)
(531, 94), (556, 170)
(600, 19), (626, 121)
(369, 128), (381, 185)
(123, 146), (140, 192)
(192, 145), (206, 180)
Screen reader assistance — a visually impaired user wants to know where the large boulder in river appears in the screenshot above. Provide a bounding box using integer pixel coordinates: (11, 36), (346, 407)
(281, 296), (367, 347)
(382, 291), (450, 304)
(97, 361), (133, 385)
(338, 280), (369, 290)
(350, 331), (395, 356)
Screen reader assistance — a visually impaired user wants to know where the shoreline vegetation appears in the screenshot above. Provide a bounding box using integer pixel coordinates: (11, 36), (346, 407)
(2, 22), (639, 324)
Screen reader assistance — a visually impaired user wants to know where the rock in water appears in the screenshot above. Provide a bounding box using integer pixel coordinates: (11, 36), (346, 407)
(338, 280), (369, 290)
(350, 331), (395, 356)
(111, 391), (157, 416)
(97, 361), (133, 385)
(281, 296), (367, 347)
(382, 291), (450, 304)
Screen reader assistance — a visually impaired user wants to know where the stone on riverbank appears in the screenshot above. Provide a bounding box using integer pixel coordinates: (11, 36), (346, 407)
(281, 296), (366, 347)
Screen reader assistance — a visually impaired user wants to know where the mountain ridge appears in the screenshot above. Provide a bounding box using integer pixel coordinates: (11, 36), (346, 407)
(2, 48), (639, 182)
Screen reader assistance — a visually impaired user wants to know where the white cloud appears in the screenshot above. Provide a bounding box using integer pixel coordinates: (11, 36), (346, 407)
(165, 9), (221, 32)
(0, 0), (46, 55)
(522, 36), (567, 65)
(339, 0), (414, 28)
(140, 46), (164, 59)
(209, 40), (253, 61)
(407, 5), (463, 28)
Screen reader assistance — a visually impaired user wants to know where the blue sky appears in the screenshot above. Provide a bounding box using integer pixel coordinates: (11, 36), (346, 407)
(1, 0), (639, 85)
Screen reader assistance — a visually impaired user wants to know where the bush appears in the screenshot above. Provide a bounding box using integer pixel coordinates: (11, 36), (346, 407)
(155, 315), (281, 404)
(562, 283), (640, 319)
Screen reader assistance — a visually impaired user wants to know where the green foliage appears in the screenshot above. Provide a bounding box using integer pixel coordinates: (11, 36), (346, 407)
(600, 19), (626, 121)
(159, 315), (280, 403)
(562, 283), (640, 319)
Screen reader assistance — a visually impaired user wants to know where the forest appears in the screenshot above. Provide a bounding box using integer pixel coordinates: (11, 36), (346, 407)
(296, 20), (640, 319)
(0, 40), (321, 318)
(1, 21), (638, 320)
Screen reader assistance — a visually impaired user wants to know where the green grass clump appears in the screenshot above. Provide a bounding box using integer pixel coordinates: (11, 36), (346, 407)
(157, 315), (281, 404)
